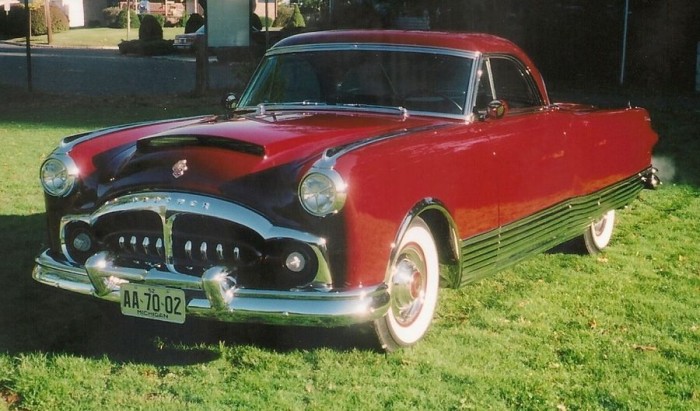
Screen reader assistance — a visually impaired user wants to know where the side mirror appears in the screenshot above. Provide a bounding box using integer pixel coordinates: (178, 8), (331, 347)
(486, 99), (509, 120)
(221, 92), (238, 113)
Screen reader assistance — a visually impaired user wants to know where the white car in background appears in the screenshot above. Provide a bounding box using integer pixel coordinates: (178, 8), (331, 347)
(174, 25), (205, 51)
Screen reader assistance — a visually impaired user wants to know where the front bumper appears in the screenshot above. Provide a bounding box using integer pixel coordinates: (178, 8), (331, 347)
(33, 250), (390, 326)
(36, 191), (389, 326)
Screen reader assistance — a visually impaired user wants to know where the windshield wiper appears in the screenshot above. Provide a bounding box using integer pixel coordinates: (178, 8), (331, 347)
(337, 103), (409, 118)
(235, 102), (409, 119)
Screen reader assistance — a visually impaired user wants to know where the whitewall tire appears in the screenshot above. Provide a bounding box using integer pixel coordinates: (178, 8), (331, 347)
(374, 217), (439, 351)
(583, 209), (616, 254)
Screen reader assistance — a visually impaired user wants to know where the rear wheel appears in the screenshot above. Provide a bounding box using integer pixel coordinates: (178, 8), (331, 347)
(582, 209), (616, 254)
(374, 218), (439, 351)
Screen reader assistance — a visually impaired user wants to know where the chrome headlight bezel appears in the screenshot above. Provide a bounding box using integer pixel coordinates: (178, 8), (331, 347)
(40, 154), (79, 197)
(298, 169), (347, 217)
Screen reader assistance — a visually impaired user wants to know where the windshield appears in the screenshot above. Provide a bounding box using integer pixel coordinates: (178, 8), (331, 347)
(238, 49), (474, 116)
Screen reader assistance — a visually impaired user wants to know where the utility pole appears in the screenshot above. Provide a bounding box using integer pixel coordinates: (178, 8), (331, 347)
(24, 0), (32, 91)
(620, 0), (630, 86)
(44, 0), (52, 44)
(264, 0), (269, 49)
(127, 0), (131, 40)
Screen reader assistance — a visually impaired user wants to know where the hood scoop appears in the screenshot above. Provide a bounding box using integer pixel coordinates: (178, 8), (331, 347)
(137, 134), (266, 157)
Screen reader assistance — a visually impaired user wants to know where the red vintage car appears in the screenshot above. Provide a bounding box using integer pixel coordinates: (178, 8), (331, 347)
(34, 30), (659, 351)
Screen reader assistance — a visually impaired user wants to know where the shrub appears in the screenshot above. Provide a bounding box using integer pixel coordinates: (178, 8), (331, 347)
(149, 13), (165, 27)
(30, 4), (70, 36)
(184, 13), (203, 34)
(177, 13), (189, 28)
(102, 6), (121, 27)
(51, 4), (69, 32)
(139, 14), (163, 41)
(118, 39), (175, 56)
(116, 8), (140, 29)
(260, 16), (273, 29)
(288, 4), (306, 28)
(6, 6), (25, 37)
(273, 4), (292, 27)
(6, 4), (69, 37)
(0, 9), (7, 36)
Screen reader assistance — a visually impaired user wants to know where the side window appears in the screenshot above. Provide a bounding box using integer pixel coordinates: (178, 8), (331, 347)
(475, 63), (495, 111)
(486, 57), (542, 109)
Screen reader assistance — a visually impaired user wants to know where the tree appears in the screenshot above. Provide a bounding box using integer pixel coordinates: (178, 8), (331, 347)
(287, 3), (305, 29)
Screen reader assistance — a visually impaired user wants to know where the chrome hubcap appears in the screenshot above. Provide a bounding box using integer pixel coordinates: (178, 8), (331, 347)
(592, 215), (608, 237)
(390, 246), (426, 326)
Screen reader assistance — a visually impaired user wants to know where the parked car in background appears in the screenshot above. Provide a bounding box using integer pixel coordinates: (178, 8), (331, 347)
(174, 25), (205, 51)
(34, 30), (659, 351)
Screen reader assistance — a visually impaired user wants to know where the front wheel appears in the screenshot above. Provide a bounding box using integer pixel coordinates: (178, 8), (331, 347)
(374, 218), (439, 351)
(582, 209), (616, 254)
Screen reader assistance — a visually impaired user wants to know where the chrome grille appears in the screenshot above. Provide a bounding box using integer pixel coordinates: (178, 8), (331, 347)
(60, 192), (330, 290)
(95, 211), (264, 276)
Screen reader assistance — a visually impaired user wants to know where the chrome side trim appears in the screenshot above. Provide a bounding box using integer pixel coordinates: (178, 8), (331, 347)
(54, 115), (213, 154)
(458, 168), (650, 286)
(33, 250), (390, 327)
(312, 123), (453, 172)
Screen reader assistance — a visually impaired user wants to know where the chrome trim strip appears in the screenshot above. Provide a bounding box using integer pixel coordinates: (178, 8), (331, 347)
(267, 43), (479, 60)
(54, 115), (213, 154)
(33, 250), (389, 327)
(313, 123), (453, 171)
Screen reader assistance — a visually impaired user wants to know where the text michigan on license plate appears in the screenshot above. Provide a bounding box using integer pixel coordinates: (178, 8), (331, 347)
(120, 283), (186, 324)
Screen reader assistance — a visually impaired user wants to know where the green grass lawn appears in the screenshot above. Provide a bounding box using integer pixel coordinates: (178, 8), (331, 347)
(0, 85), (698, 410)
(4, 27), (185, 48)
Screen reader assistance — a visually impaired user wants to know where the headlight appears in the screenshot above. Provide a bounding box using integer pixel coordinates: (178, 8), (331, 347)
(40, 155), (79, 197)
(299, 169), (347, 217)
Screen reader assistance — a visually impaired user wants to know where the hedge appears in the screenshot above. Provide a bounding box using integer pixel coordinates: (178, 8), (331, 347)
(5, 4), (69, 37)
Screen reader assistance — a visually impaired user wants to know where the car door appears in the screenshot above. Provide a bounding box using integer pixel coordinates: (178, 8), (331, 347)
(475, 55), (573, 230)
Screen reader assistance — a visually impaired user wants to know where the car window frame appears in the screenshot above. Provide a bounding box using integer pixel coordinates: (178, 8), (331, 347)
(474, 54), (545, 115)
(237, 44), (481, 120)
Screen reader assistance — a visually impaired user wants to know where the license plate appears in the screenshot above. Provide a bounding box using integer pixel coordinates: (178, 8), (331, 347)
(120, 283), (186, 324)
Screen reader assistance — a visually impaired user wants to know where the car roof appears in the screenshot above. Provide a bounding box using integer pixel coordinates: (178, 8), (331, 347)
(272, 30), (524, 56)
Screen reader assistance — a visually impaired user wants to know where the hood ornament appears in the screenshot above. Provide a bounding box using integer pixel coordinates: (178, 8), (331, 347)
(172, 159), (188, 179)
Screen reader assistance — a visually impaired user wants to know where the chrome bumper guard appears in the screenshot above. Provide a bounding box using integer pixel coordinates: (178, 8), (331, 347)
(33, 250), (390, 326)
(640, 166), (661, 190)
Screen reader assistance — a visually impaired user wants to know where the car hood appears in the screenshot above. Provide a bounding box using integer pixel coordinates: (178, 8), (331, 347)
(68, 111), (449, 216)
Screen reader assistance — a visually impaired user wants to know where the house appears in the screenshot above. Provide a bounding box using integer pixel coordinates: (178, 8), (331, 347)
(1, 0), (88, 27)
(53, 0), (84, 27)
(1, 0), (20, 12)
